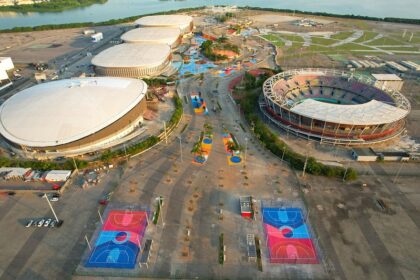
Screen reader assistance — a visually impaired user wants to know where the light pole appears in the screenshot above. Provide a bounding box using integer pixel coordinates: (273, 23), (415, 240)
(123, 144), (128, 161)
(43, 194), (59, 222)
(342, 164), (348, 182)
(163, 121), (168, 145)
(72, 157), (79, 173)
(281, 146), (286, 162)
(178, 136), (183, 162)
(302, 153), (309, 178)
(393, 161), (405, 184)
(244, 137), (248, 165)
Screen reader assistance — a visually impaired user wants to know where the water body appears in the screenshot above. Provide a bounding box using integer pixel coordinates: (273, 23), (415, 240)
(0, 0), (419, 29)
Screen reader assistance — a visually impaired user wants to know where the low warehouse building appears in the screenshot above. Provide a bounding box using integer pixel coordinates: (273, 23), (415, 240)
(44, 170), (72, 182)
(351, 148), (378, 161)
(92, 43), (171, 77)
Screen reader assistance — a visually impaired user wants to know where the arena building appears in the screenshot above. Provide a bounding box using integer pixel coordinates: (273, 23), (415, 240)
(135, 15), (194, 34)
(121, 27), (182, 48)
(92, 43), (171, 77)
(0, 77), (148, 157)
(261, 69), (411, 145)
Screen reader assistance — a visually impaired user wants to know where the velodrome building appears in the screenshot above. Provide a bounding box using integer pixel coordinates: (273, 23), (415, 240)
(91, 43), (171, 77)
(135, 15), (194, 34)
(0, 77), (148, 157)
(121, 27), (182, 48)
(261, 69), (411, 145)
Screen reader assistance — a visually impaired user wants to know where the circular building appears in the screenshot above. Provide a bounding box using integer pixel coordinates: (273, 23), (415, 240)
(262, 69), (410, 145)
(135, 15), (193, 34)
(121, 27), (181, 48)
(0, 77), (148, 156)
(92, 43), (171, 77)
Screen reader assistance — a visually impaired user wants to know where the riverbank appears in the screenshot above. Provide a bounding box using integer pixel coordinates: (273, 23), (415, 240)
(0, 6), (204, 33)
(0, 0), (107, 13)
(1, 5), (419, 33)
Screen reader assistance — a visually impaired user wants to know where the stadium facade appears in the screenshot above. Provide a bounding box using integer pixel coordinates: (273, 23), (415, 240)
(261, 69), (410, 145)
(92, 43), (171, 77)
(135, 15), (194, 34)
(121, 27), (182, 48)
(0, 77), (148, 157)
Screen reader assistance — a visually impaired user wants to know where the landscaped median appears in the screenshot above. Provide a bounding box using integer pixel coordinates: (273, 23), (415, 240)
(239, 92), (357, 181)
(100, 94), (183, 162)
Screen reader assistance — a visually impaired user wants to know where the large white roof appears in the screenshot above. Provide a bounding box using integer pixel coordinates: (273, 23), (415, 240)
(0, 77), (147, 147)
(372, 74), (402, 81)
(91, 43), (171, 68)
(290, 99), (409, 126)
(121, 27), (180, 45)
(135, 15), (193, 30)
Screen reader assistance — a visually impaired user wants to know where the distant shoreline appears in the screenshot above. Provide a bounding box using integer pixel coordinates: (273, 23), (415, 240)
(0, 0), (107, 13)
(1, 5), (419, 33)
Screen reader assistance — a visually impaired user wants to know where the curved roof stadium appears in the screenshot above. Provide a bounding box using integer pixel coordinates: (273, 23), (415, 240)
(0, 77), (147, 151)
(92, 43), (171, 77)
(262, 69), (411, 145)
(135, 15), (193, 34)
(121, 27), (181, 48)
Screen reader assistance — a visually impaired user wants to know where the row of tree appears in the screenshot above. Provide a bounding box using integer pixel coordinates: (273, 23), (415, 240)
(0, 156), (87, 170)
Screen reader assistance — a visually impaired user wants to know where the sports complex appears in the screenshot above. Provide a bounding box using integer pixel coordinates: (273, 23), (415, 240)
(0, 77), (148, 157)
(261, 69), (411, 145)
(85, 209), (149, 269)
(135, 15), (194, 35)
(261, 201), (319, 264)
(121, 27), (182, 48)
(92, 43), (172, 77)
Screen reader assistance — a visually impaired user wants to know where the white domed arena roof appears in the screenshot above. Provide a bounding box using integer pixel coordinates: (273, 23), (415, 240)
(135, 15), (193, 30)
(0, 77), (147, 147)
(121, 27), (181, 45)
(91, 43), (171, 69)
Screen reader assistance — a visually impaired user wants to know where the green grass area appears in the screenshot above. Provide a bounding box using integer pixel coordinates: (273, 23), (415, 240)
(353, 31), (379, 43)
(279, 33), (304, 43)
(261, 34), (285, 47)
(310, 36), (336, 46)
(286, 41), (304, 52)
(336, 43), (376, 51)
(389, 32), (420, 44)
(261, 34), (279, 41)
(304, 44), (330, 52)
(366, 36), (406, 46)
(379, 46), (420, 51)
(330, 31), (355, 40)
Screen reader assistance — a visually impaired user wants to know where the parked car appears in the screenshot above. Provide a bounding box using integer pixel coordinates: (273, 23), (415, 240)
(52, 184), (61, 190)
(43, 218), (52, 227)
(49, 219), (57, 228)
(25, 220), (34, 227)
(49, 194), (59, 202)
(37, 219), (45, 227)
(99, 191), (113, 205)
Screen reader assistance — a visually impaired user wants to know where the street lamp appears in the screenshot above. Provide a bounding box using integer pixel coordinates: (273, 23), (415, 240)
(244, 137), (248, 165)
(178, 136), (183, 162)
(43, 194), (59, 222)
(163, 121), (168, 145)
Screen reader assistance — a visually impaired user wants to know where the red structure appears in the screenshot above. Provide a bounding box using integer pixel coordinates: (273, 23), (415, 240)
(240, 196), (252, 218)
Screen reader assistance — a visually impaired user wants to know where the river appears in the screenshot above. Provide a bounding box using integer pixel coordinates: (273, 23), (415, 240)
(0, 0), (419, 30)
